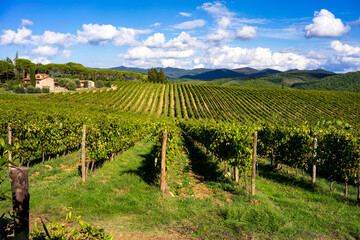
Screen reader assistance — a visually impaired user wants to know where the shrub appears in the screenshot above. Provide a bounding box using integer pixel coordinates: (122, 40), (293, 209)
(95, 80), (104, 88)
(83, 80), (89, 88)
(13, 85), (25, 94)
(42, 87), (50, 93)
(4, 81), (14, 91)
(75, 79), (81, 88)
(26, 85), (35, 93)
(104, 81), (111, 88)
(58, 79), (68, 88)
(34, 87), (42, 93)
(66, 81), (77, 91)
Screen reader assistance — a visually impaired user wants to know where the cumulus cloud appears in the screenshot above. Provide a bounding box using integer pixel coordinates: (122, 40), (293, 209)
(77, 24), (119, 45)
(32, 31), (75, 47)
(76, 24), (150, 46)
(61, 49), (71, 58)
(21, 19), (33, 26)
(143, 33), (166, 48)
(123, 46), (195, 59)
(121, 32), (203, 68)
(29, 46), (59, 56)
(206, 26), (257, 42)
(331, 40), (360, 57)
(200, 45), (321, 71)
(173, 19), (206, 29)
(305, 9), (350, 38)
(179, 12), (192, 17)
(236, 26), (257, 40)
(0, 27), (32, 45)
(165, 32), (204, 49)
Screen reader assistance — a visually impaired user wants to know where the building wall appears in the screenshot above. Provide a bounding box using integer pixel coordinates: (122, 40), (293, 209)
(36, 77), (55, 91)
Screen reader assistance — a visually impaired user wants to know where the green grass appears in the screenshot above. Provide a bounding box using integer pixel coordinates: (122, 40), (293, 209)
(1, 137), (360, 239)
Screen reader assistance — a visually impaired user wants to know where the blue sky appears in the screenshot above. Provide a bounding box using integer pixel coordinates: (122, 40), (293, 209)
(0, 0), (360, 72)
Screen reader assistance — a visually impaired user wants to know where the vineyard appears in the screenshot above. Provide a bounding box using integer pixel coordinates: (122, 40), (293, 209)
(1, 81), (360, 239)
(44, 81), (360, 127)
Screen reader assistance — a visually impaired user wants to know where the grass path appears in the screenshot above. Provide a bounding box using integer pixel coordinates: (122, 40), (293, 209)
(1, 136), (360, 239)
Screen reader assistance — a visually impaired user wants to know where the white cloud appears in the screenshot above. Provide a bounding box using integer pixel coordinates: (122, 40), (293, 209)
(206, 29), (232, 41)
(206, 26), (257, 42)
(0, 27), (32, 45)
(331, 40), (360, 57)
(305, 9), (350, 38)
(143, 33), (166, 48)
(76, 24), (119, 45)
(29, 46), (59, 56)
(349, 17), (360, 26)
(113, 27), (151, 46)
(199, 1), (234, 18)
(165, 32), (204, 50)
(32, 57), (51, 65)
(32, 30), (75, 47)
(151, 22), (161, 27)
(200, 45), (321, 71)
(173, 19), (206, 29)
(121, 32), (203, 68)
(21, 19), (33, 26)
(61, 49), (71, 58)
(179, 12), (192, 17)
(236, 26), (257, 40)
(123, 46), (195, 59)
(76, 24), (150, 46)
(218, 17), (231, 29)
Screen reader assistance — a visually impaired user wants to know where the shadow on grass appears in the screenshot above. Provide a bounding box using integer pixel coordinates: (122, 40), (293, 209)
(119, 144), (160, 186)
(258, 163), (359, 205)
(258, 164), (316, 191)
(182, 134), (238, 193)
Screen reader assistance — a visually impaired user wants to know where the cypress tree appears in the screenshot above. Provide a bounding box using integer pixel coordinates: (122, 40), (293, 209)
(30, 67), (36, 87)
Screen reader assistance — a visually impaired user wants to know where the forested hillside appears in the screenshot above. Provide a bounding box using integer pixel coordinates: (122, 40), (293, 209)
(292, 71), (360, 92)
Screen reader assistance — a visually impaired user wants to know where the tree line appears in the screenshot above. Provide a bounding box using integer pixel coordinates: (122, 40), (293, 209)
(0, 57), (146, 84)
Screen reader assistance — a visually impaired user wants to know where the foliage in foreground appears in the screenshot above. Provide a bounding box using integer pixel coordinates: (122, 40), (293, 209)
(30, 212), (113, 240)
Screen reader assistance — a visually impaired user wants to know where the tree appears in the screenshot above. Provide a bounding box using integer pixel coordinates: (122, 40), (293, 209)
(30, 67), (36, 87)
(147, 68), (168, 83)
(147, 68), (158, 83)
(0, 60), (15, 83)
(158, 68), (168, 83)
(15, 58), (33, 79)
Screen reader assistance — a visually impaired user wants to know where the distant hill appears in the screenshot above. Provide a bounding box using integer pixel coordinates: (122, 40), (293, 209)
(292, 71), (360, 93)
(257, 70), (335, 86)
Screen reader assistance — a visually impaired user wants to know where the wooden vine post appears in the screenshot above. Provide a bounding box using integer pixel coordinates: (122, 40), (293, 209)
(251, 131), (258, 195)
(81, 124), (86, 182)
(312, 132), (318, 184)
(8, 123), (12, 165)
(9, 167), (30, 238)
(160, 131), (167, 193)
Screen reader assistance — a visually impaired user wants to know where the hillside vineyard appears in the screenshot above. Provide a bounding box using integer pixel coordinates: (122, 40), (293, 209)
(45, 81), (360, 127)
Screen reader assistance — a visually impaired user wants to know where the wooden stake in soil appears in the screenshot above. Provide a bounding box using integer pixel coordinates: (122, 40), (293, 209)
(160, 131), (167, 194)
(357, 170), (360, 203)
(9, 167), (29, 238)
(8, 123), (12, 165)
(312, 132), (318, 184)
(251, 131), (258, 195)
(81, 124), (86, 182)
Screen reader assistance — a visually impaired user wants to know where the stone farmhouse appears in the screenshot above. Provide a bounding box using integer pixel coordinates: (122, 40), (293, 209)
(23, 74), (56, 91)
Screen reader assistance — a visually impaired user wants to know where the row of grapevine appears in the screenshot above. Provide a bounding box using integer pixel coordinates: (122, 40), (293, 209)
(43, 81), (360, 128)
(180, 118), (359, 199)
